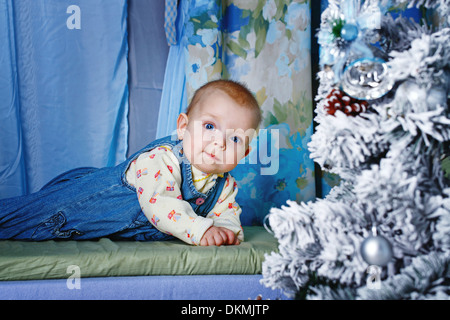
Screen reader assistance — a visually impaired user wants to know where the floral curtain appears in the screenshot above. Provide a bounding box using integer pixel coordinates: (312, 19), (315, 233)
(158, 0), (315, 225)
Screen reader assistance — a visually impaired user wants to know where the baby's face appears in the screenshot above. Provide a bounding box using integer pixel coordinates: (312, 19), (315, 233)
(177, 90), (257, 174)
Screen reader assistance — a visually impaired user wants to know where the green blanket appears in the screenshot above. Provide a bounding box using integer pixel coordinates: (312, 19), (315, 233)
(0, 226), (278, 281)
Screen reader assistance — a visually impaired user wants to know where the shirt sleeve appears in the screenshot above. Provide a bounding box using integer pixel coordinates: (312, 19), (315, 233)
(132, 147), (213, 245)
(206, 175), (244, 242)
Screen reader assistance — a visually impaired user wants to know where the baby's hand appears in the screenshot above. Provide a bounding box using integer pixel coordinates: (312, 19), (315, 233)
(200, 226), (240, 246)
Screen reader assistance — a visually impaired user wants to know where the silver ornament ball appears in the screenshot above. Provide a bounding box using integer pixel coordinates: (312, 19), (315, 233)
(341, 57), (394, 100)
(360, 235), (393, 266)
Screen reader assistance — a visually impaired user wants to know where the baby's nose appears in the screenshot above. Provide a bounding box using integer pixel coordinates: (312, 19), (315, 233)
(214, 135), (226, 150)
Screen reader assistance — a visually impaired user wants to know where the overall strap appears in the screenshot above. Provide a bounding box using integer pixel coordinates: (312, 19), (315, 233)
(122, 135), (228, 217)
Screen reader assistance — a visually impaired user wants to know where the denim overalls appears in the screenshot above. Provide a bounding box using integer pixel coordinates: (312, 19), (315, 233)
(0, 135), (228, 241)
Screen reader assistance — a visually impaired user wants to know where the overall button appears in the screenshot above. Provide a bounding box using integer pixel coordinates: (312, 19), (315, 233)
(195, 198), (205, 205)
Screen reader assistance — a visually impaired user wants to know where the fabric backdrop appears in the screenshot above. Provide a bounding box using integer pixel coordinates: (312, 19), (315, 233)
(127, 0), (169, 157)
(157, 0), (316, 225)
(1, 0), (317, 227)
(0, 0), (129, 198)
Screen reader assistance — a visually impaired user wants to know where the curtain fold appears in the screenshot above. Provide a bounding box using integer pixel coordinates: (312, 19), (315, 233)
(0, 0), (129, 198)
(158, 0), (315, 225)
(156, 0), (189, 139)
(127, 0), (169, 155)
(0, 0), (26, 198)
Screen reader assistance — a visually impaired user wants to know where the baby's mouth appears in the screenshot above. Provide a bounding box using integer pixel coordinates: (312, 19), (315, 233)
(205, 152), (216, 159)
(204, 151), (223, 164)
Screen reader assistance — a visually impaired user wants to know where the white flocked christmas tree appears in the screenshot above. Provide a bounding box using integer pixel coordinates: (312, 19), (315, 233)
(261, 0), (450, 299)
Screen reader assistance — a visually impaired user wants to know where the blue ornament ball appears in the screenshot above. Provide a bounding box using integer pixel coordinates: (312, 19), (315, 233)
(341, 23), (358, 41)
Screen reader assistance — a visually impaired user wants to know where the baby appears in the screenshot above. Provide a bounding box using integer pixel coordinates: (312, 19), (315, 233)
(0, 80), (261, 246)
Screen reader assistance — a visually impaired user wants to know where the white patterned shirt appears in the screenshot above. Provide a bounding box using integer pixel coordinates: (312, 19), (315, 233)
(125, 145), (243, 245)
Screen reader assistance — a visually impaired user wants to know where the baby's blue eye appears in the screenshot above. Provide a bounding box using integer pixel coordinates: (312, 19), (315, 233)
(205, 123), (215, 130)
(231, 136), (240, 143)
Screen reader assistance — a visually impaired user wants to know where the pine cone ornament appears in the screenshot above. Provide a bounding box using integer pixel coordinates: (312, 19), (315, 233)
(324, 89), (369, 116)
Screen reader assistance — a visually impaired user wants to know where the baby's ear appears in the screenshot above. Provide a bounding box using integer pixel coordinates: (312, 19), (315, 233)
(176, 113), (189, 140)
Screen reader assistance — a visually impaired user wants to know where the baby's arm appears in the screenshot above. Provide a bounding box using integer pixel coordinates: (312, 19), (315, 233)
(130, 147), (212, 245)
(205, 175), (244, 244)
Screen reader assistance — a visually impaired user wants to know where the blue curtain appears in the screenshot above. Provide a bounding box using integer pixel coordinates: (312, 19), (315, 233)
(156, 0), (189, 139)
(127, 0), (169, 156)
(0, 0), (129, 199)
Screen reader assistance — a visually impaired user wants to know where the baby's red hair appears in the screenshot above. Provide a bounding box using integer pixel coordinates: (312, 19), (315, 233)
(186, 79), (261, 129)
